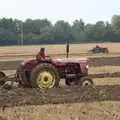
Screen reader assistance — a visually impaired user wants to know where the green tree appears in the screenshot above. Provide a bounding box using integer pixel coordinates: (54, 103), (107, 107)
(72, 19), (86, 42)
(24, 19), (53, 44)
(85, 21), (106, 42)
(53, 20), (72, 43)
(111, 15), (120, 42)
(85, 24), (95, 42)
(0, 18), (17, 45)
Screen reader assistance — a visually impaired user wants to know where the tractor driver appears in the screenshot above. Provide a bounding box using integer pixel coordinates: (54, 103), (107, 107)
(36, 47), (46, 60)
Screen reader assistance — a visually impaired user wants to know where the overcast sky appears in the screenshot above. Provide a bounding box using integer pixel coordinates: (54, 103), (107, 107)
(0, 0), (120, 24)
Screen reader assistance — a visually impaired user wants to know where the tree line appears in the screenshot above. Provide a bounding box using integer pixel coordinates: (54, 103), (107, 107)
(0, 15), (120, 45)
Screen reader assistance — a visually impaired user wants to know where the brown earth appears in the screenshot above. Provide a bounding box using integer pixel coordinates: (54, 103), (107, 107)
(0, 85), (120, 108)
(0, 56), (120, 109)
(91, 56), (120, 67)
(90, 72), (120, 78)
(0, 44), (120, 120)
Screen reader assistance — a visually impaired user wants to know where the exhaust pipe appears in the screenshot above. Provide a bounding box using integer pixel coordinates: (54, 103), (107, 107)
(66, 42), (70, 59)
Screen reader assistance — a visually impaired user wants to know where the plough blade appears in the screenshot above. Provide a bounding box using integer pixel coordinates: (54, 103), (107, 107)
(0, 71), (6, 86)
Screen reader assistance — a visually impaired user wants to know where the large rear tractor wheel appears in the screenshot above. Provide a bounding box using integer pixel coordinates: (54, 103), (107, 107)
(0, 71), (6, 86)
(78, 76), (93, 87)
(30, 63), (60, 89)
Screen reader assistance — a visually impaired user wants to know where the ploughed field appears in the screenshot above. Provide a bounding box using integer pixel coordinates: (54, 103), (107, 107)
(0, 43), (120, 120)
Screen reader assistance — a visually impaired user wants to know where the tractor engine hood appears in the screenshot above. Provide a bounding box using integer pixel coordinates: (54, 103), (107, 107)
(52, 58), (90, 75)
(52, 58), (89, 63)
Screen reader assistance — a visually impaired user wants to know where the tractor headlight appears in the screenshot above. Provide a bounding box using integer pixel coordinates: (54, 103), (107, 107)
(86, 65), (89, 69)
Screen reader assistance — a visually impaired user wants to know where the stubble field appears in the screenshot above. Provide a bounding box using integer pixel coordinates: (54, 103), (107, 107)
(0, 43), (120, 120)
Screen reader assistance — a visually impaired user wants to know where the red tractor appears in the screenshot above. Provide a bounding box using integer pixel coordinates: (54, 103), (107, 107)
(89, 45), (109, 54)
(16, 57), (93, 89)
(0, 47), (93, 89)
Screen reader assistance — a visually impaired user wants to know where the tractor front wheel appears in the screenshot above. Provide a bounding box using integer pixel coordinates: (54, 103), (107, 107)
(30, 63), (60, 89)
(78, 76), (93, 87)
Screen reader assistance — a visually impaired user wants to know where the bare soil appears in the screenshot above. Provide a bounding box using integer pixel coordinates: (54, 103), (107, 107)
(91, 56), (120, 67)
(0, 85), (120, 109)
(90, 72), (120, 78)
(0, 55), (120, 109)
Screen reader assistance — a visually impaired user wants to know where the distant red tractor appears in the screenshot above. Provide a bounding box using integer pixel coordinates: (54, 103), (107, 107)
(89, 45), (109, 53)
(16, 57), (93, 89)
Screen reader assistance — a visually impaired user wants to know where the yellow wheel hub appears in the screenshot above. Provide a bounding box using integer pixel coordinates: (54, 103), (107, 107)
(36, 71), (55, 88)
